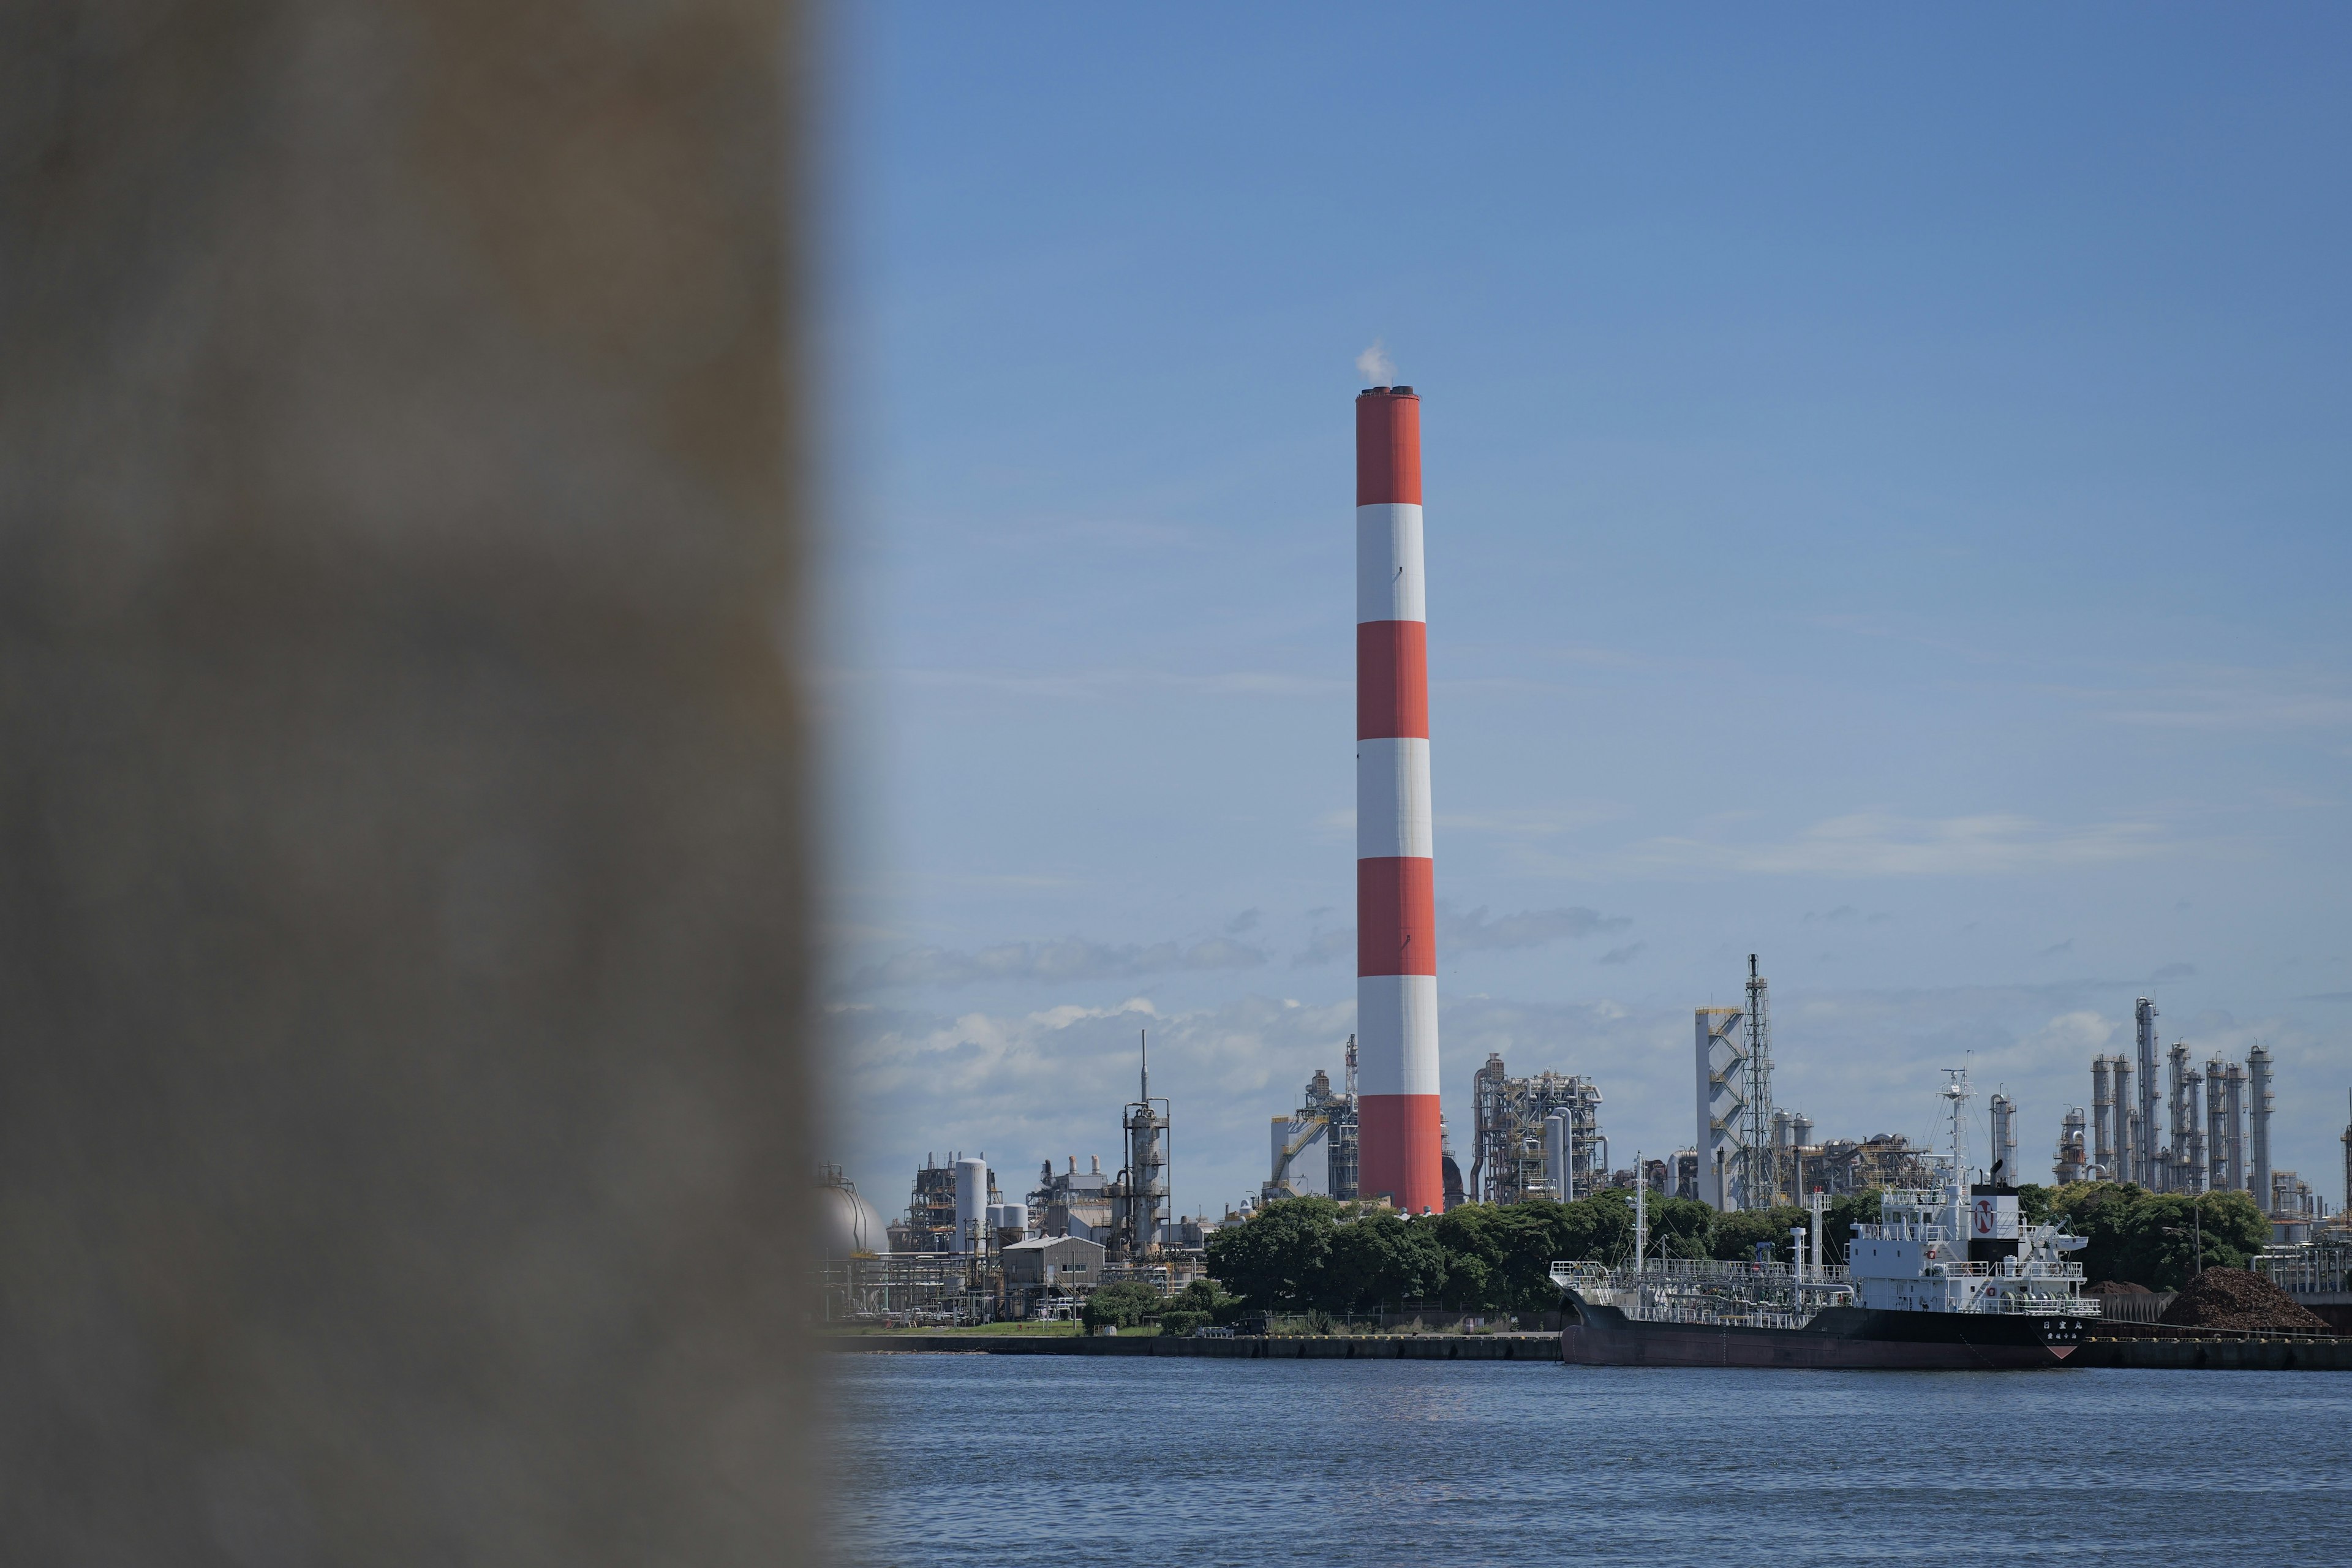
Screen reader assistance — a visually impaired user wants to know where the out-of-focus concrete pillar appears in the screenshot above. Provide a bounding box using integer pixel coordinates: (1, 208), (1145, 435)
(0, 4), (817, 1561)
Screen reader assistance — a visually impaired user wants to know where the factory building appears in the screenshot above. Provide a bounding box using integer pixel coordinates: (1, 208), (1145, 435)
(2054, 1107), (2088, 1185)
(1469, 1053), (1607, 1204)
(1771, 1109), (1817, 1204)
(2075, 1029), (2288, 1219)
(1031, 1156), (1115, 1241)
(1669, 1149), (1699, 1200)
(891, 1153), (1001, 1254)
(992, 1241), (1101, 1297)
(1265, 1044), (1360, 1204)
(1354, 384), (1443, 1214)
(1804, 1135), (1936, 1197)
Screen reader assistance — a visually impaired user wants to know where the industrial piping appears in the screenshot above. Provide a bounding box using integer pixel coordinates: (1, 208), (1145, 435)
(1355, 385), (1442, 1213)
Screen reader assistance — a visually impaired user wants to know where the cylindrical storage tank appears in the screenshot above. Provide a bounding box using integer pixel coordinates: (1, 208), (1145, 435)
(1000, 1201), (1028, 1236)
(1543, 1113), (1569, 1202)
(954, 1157), (988, 1254)
(1354, 384), (1442, 1215)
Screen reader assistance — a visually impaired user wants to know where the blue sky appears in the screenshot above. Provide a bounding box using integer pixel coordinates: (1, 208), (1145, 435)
(815, 7), (2350, 1223)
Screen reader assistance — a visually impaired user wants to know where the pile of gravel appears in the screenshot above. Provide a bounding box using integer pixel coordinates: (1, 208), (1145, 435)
(2157, 1268), (2332, 1334)
(2087, 1280), (2150, 1296)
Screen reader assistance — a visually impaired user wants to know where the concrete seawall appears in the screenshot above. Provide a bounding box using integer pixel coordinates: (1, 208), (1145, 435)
(835, 1332), (2352, 1369)
(2070, 1336), (2352, 1370)
(833, 1333), (1562, 1360)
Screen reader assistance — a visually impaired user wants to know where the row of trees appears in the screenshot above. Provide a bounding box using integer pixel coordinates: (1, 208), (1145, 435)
(1200, 1182), (2268, 1314)
(1204, 1193), (1858, 1316)
(2040, 1182), (2266, 1291)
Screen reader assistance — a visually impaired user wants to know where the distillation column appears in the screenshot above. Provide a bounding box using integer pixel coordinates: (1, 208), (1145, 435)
(2090, 1056), (2114, 1180)
(2206, 1060), (2230, 1193)
(1988, 1093), (2019, 1185)
(1354, 385), (1442, 1213)
(2248, 1043), (2274, 1216)
(2223, 1061), (2247, 1191)
(2135, 999), (2160, 1188)
(2114, 1055), (2136, 1186)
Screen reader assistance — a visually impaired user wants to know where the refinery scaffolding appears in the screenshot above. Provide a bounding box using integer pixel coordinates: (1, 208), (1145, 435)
(2167, 1042), (2206, 1194)
(2055, 1106), (2088, 1185)
(2074, 1032), (2298, 1207)
(1265, 1041), (1360, 1203)
(1740, 957), (1775, 1210)
(1695, 1006), (1747, 1208)
(1109, 1030), (1170, 1262)
(1470, 1052), (1606, 1204)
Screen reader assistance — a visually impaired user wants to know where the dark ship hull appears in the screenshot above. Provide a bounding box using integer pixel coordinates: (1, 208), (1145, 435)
(1561, 1295), (2088, 1370)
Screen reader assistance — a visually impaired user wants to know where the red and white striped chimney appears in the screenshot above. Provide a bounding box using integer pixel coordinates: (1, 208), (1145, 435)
(1355, 385), (1441, 1214)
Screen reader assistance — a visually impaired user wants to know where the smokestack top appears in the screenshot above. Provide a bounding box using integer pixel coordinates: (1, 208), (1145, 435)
(1355, 386), (1422, 506)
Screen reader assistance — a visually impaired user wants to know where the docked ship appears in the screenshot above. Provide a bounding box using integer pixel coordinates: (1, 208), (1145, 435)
(1554, 1074), (2096, 1369)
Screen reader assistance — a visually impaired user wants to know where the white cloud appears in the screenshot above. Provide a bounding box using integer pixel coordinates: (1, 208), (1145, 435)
(1626, 811), (2169, 878)
(848, 935), (1268, 992)
(1439, 905), (1630, 951)
(2100, 671), (2352, 730)
(824, 984), (2352, 1227)
(1290, 905), (1632, 965)
(1291, 927), (1355, 968)
(827, 667), (1344, 702)
(1436, 804), (1626, 837)
(830, 992), (1355, 1216)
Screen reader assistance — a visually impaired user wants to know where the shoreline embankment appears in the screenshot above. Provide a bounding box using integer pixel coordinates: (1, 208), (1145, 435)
(831, 1333), (2352, 1370)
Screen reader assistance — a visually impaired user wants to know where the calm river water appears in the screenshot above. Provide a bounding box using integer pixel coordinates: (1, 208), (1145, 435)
(833, 1354), (2351, 1566)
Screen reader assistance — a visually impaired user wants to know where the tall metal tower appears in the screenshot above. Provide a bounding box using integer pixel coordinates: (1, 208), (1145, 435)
(1352, 383), (1442, 1213)
(2341, 1090), (2351, 1219)
(2204, 1061), (2230, 1193)
(1112, 1029), (1169, 1261)
(2247, 1042), (2273, 1215)
(1741, 956), (1774, 1210)
(2090, 1056), (2115, 1178)
(2168, 1042), (2204, 1194)
(1693, 1007), (1746, 1209)
(2134, 998), (2160, 1188)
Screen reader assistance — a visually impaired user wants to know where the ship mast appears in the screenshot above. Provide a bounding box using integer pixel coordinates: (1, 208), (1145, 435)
(1941, 1068), (1972, 1253)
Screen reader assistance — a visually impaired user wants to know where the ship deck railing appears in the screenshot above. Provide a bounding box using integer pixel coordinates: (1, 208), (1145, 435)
(1923, 1260), (2087, 1281)
(1550, 1258), (1852, 1287)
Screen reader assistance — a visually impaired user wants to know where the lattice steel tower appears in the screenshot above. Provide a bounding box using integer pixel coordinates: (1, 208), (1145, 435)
(1741, 956), (1775, 1210)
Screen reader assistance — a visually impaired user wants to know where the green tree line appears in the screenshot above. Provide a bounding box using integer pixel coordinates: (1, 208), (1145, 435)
(2042, 1182), (2264, 1291)
(1200, 1183), (2266, 1314)
(1206, 1194), (1867, 1316)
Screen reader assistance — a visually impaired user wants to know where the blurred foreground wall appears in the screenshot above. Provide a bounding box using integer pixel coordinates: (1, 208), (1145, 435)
(0, 4), (819, 1560)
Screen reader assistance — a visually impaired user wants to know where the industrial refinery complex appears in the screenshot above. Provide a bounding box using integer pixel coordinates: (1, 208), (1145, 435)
(817, 382), (2352, 1332)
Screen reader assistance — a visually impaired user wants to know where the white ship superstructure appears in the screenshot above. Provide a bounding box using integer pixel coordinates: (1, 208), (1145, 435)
(1849, 1185), (2092, 1316)
(1555, 1072), (2097, 1366)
